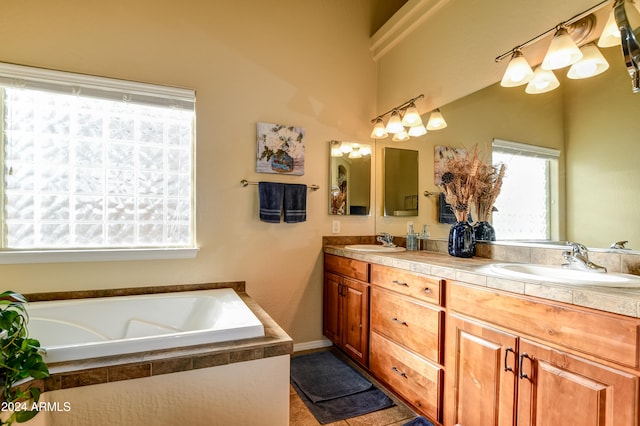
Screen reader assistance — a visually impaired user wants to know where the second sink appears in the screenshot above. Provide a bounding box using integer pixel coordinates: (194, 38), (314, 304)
(478, 263), (640, 287)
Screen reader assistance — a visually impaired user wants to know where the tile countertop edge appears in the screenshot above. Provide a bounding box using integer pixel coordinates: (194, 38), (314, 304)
(22, 285), (293, 393)
(324, 245), (640, 319)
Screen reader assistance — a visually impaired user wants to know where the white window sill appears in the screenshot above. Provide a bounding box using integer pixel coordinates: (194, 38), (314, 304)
(0, 247), (199, 264)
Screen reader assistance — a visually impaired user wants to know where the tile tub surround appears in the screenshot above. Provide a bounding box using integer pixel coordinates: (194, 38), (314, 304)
(324, 242), (640, 319)
(20, 282), (293, 393)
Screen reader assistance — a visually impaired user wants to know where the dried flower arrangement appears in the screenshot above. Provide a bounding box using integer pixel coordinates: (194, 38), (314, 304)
(438, 146), (481, 222)
(473, 161), (506, 222)
(438, 145), (506, 223)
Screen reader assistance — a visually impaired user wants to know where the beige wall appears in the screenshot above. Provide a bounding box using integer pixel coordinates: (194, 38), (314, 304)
(0, 1), (378, 345)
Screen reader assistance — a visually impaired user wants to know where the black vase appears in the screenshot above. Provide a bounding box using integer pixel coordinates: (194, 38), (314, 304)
(448, 221), (476, 258)
(473, 221), (496, 242)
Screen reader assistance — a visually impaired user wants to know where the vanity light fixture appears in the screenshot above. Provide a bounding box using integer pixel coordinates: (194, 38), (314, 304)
(330, 140), (343, 157)
(496, 0), (615, 94)
(370, 93), (440, 141)
(525, 67), (560, 94)
(426, 108), (448, 130)
(500, 50), (535, 87)
(541, 27), (583, 70)
(567, 42), (610, 78)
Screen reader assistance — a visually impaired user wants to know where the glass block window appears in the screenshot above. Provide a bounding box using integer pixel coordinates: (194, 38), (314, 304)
(492, 139), (560, 240)
(0, 63), (195, 250)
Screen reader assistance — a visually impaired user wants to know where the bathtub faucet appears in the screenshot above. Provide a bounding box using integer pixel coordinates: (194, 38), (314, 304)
(562, 241), (607, 273)
(376, 233), (396, 247)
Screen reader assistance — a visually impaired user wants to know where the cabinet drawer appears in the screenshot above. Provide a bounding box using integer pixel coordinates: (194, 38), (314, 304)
(325, 254), (369, 282)
(371, 264), (442, 305)
(371, 287), (443, 363)
(370, 331), (442, 421)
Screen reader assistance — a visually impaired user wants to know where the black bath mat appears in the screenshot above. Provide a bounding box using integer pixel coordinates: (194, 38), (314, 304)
(290, 351), (395, 424)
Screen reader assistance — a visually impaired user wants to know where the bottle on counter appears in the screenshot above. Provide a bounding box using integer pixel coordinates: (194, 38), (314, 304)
(406, 224), (418, 251)
(417, 224), (430, 251)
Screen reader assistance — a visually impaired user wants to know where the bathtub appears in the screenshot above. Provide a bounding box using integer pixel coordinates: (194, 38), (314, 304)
(26, 288), (265, 363)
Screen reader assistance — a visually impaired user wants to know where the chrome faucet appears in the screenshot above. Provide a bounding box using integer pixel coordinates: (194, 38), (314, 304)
(376, 233), (396, 247)
(610, 240), (629, 250)
(562, 241), (607, 273)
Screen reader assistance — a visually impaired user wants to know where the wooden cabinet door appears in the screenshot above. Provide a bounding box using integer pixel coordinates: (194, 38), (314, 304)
(445, 314), (518, 426)
(341, 277), (369, 366)
(517, 339), (639, 426)
(323, 272), (341, 345)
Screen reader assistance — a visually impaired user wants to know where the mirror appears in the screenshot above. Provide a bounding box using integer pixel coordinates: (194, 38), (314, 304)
(384, 148), (418, 217)
(329, 141), (371, 215)
(375, 46), (640, 250)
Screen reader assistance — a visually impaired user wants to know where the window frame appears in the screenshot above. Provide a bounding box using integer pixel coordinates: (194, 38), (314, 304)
(491, 138), (561, 241)
(0, 62), (198, 263)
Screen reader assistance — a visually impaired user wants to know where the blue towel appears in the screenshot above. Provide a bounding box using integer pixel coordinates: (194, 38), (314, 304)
(284, 183), (307, 223)
(258, 182), (284, 223)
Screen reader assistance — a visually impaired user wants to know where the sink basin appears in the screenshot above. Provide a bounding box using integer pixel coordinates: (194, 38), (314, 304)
(344, 244), (407, 253)
(478, 263), (640, 287)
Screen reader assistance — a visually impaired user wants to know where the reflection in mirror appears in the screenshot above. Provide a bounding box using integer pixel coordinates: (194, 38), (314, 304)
(384, 148), (418, 217)
(374, 46), (640, 250)
(329, 141), (371, 215)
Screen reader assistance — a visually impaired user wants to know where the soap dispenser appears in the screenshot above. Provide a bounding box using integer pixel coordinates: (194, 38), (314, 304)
(406, 224), (418, 251)
(417, 224), (430, 251)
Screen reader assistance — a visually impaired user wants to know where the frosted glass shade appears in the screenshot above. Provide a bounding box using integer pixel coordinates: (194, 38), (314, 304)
(408, 124), (427, 137)
(392, 129), (410, 141)
(598, 10), (621, 47)
(426, 109), (447, 130)
(385, 110), (404, 133)
(401, 103), (423, 127)
(567, 43), (609, 79)
(525, 67), (560, 94)
(500, 51), (534, 87)
(541, 28), (583, 70)
(370, 118), (388, 139)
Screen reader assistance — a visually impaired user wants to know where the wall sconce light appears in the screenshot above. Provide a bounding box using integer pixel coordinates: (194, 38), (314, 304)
(370, 94), (444, 141)
(495, 1), (618, 94)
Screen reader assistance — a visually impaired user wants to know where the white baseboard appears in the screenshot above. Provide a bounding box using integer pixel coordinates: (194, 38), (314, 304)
(293, 338), (333, 353)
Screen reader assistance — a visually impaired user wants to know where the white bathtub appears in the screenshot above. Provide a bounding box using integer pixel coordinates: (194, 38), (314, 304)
(26, 288), (265, 363)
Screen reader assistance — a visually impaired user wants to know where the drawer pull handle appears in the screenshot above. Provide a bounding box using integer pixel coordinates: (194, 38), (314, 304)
(519, 352), (532, 380)
(391, 317), (408, 326)
(504, 347), (515, 373)
(392, 280), (409, 287)
(391, 366), (407, 378)
(423, 287), (432, 294)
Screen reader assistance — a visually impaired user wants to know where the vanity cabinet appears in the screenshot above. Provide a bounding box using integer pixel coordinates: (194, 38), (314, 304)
(369, 264), (445, 422)
(323, 254), (370, 366)
(445, 281), (640, 426)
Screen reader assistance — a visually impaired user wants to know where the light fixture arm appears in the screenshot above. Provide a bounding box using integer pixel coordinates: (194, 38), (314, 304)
(615, 0), (640, 91)
(495, 0), (610, 62)
(370, 94), (424, 123)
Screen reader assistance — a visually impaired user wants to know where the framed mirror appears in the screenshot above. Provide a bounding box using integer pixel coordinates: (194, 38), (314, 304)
(329, 141), (371, 215)
(384, 147), (418, 217)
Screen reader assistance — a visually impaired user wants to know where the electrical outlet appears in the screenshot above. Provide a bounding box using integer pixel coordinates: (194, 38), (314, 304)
(406, 221), (414, 233)
(332, 220), (341, 234)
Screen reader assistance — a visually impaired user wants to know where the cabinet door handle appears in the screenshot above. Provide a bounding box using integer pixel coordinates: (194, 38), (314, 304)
(392, 280), (409, 287)
(519, 352), (532, 380)
(423, 287), (432, 294)
(504, 347), (515, 373)
(391, 366), (407, 378)
(391, 317), (408, 326)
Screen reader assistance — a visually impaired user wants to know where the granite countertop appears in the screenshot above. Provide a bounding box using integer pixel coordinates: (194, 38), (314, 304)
(324, 245), (640, 319)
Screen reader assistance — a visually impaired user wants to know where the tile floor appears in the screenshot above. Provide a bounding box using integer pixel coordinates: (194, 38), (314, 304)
(289, 349), (422, 426)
